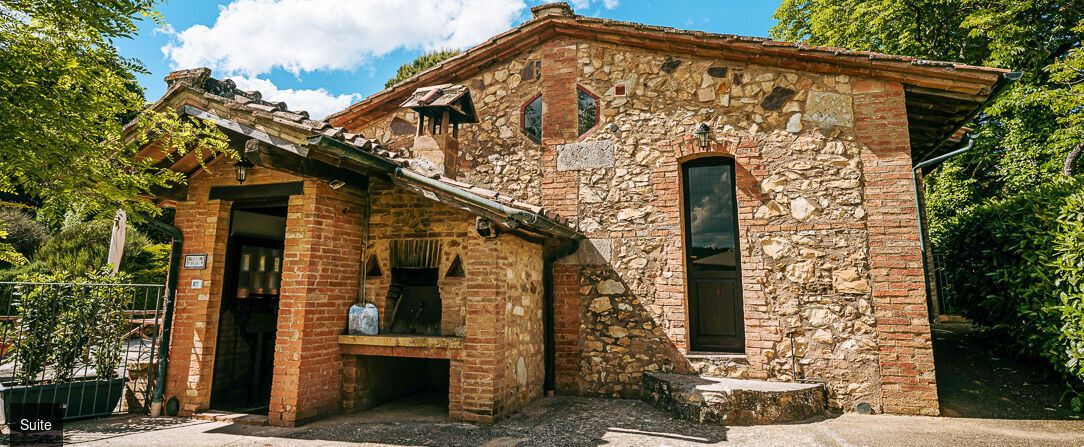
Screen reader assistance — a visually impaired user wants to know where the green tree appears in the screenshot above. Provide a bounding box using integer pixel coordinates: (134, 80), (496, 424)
(385, 49), (461, 88)
(771, 0), (1084, 241)
(0, 1), (231, 225)
(772, 0), (1084, 407)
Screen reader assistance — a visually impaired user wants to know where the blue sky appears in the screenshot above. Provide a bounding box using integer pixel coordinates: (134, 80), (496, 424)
(118, 1), (782, 119)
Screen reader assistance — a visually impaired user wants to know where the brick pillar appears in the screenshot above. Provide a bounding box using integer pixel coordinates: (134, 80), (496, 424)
(164, 199), (231, 415)
(540, 37), (583, 396)
(455, 237), (506, 422)
(540, 37), (579, 221)
(268, 181), (364, 426)
(552, 264), (580, 394)
(854, 79), (939, 416)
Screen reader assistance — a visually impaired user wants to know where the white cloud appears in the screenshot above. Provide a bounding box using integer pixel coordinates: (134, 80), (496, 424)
(228, 76), (362, 120)
(568, 0), (618, 10)
(163, 0), (527, 76)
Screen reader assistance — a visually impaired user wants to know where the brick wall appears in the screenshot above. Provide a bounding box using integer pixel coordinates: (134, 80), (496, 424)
(853, 79), (939, 416)
(346, 181), (545, 423)
(166, 198), (230, 415)
(540, 37), (580, 224)
(552, 263), (581, 394)
(267, 180), (365, 426)
(164, 161), (302, 416)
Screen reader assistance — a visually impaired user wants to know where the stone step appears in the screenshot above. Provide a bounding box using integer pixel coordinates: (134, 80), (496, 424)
(641, 371), (825, 425)
(192, 411), (269, 426)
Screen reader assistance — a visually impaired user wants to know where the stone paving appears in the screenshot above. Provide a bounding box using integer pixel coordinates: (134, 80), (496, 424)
(57, 396), (1084, 446)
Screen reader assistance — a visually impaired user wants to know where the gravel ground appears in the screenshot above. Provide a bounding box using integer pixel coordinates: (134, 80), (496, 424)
(59, 395), (1084, 447)
(44, 320), (1084, 446)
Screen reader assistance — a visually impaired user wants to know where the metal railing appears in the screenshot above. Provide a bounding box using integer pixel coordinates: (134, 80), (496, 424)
(0, 282), (165, 421)
(931, 253), (953, 315)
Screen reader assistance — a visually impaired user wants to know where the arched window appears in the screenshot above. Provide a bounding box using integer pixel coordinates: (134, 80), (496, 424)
(682, 156), (744, 352)
(576, 86), (599, 136)
(522, 94), (543, 141)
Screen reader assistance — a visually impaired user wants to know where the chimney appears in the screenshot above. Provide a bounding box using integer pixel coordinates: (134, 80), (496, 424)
(399, 84), (477, 179)
(530, 2), (574, 19)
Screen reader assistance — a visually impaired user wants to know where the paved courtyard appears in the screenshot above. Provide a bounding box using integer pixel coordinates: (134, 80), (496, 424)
(58, 396), (1084, 447)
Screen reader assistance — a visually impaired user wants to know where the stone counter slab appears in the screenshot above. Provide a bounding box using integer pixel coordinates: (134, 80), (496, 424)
(641, 371), (826, 425)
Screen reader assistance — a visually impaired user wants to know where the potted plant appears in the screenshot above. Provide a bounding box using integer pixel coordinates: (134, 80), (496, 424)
(0, 269), (133, 421)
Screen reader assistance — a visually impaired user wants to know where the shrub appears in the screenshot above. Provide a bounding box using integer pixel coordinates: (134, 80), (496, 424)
(0, 209), (49, 260)
(33, 219), (166, 283)
(938, 178), (1084, 407)
(10, 269), (133, 383)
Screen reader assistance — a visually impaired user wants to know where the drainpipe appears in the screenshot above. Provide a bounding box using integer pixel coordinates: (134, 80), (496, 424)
(144, 218), (183, 418)
(913, 136), (974, 319)
(911, 71), (1021, 318)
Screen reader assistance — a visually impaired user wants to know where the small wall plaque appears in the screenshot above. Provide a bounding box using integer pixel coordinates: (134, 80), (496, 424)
(183, 254), (207, 269)
(190, 279), (203, 289)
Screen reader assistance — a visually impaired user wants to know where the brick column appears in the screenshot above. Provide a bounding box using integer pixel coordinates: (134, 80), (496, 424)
(455, 237), (505, 422)
(540, 37), (584, 397)
(854, 80), (939, 416)
(552, 264), (580, 394)
(164, 199), (231, 415)
(540, 37), (579, 221)
(268, 181), (364, 426)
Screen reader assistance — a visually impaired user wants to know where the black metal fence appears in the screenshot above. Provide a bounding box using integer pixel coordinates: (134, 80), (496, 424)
(0, 282), (165, 421)
(932, 253), (954, 315)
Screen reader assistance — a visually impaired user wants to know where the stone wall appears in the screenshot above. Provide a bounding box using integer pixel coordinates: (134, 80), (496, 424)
(495, 234), (545, 414)
(346, 37), (936, 415)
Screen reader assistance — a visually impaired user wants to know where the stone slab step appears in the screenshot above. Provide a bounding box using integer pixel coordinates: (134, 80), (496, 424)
(641, 371), (825, 425)
(193, 411), (269, 426)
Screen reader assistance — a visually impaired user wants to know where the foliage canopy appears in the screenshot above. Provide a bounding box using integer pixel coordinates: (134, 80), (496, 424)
(0, 1), (230, 224)
(772, 0), (1084, 407)
(772, 1), (1084, 230)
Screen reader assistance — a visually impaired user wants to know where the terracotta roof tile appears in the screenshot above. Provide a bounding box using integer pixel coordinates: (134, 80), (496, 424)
(159, 68), (570, 229)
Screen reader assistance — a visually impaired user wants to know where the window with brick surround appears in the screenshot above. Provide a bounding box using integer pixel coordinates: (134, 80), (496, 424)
(521, 93), (542, 141)
(577, 86), (599, 136)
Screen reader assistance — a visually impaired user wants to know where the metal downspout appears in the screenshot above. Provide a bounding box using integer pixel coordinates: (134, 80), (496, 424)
(145, 218), (183, 417)
(913, 136), (974, 319)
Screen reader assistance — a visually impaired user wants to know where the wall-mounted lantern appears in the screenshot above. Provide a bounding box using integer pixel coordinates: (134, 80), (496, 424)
(694, 123), (711, 149)
(233, 157), (254, 184)
(475, 217), (498, 238)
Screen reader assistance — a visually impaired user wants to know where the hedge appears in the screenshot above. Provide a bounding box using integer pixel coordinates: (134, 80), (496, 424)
(938, 178), (1084, 409)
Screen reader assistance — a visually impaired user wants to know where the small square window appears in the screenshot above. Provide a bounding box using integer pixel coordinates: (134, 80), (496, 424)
(614, 84), (627, 97)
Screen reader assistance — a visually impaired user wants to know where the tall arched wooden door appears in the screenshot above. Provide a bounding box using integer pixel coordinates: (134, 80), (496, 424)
(682, 157), (744, 352)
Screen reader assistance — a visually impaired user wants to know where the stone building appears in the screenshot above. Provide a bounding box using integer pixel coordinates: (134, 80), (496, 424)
(140, 2), (1011, 426)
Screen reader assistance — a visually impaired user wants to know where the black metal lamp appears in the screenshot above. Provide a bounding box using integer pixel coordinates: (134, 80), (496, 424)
(694, 123), (711, 149)
(233, 157), (254, 184)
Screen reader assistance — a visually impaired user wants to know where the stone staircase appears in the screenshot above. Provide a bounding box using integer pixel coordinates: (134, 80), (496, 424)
(641, 371), (825, 425)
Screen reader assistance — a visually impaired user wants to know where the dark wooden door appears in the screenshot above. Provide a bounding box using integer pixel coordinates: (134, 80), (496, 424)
(683, 158), (744, 352)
